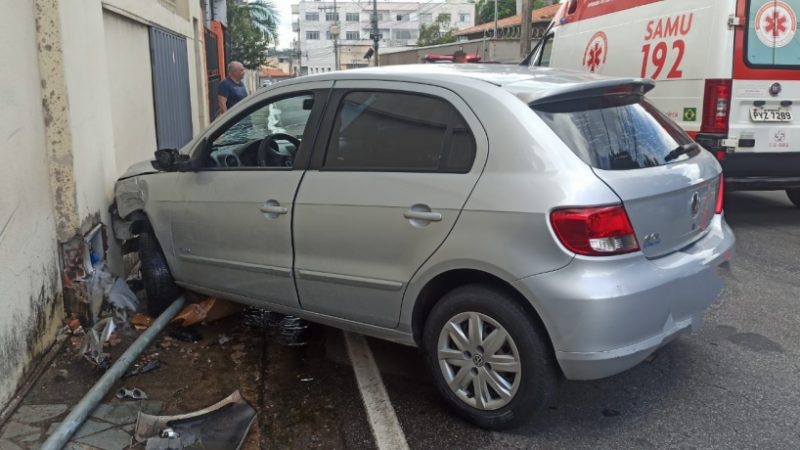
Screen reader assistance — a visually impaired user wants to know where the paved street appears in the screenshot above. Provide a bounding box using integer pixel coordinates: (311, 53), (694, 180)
(280, 190), (800, 449)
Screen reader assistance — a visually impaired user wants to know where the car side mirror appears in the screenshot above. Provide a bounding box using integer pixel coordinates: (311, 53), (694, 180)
(152, 148), (190, 172)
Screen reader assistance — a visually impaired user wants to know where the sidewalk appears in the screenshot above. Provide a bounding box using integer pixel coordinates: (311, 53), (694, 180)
(0, 314), (266, 450)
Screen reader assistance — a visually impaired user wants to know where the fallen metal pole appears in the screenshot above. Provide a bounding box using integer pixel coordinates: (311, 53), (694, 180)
(41, 296), (185, 450)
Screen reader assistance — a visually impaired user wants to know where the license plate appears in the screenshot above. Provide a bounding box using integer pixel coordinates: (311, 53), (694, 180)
(750, 107), (793, 122)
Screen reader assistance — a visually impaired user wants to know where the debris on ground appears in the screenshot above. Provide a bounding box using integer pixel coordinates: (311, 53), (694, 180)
(171, 296), (243, 327)
(79, 317), (116, 370)
(169, 327), (203, 343)
(217, 334), (232, 346)
(108, 277), (140, 324)
(132, 313), (154, 330)
(133, 391), (257, 450)
(124, 359), (162, 378)
(116, 387), (148, 400)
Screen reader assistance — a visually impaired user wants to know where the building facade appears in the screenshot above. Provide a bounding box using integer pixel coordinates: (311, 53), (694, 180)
(0, 0), (220, 411)
(291, 0), (476, 74)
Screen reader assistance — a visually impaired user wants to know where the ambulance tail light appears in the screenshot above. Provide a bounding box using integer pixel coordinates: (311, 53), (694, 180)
(701, 79), (732, 135)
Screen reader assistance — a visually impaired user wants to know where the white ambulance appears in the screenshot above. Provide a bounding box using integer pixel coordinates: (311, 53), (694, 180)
(529, 0), (800, 206)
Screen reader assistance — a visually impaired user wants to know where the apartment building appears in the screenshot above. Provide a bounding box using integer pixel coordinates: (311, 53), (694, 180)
(291, 0), (475, 74)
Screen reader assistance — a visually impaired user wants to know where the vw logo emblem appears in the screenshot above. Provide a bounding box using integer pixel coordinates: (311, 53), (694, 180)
(770, 82), (782, 97)
(690, 192), (701, 217)
(471, 354), (485, 367)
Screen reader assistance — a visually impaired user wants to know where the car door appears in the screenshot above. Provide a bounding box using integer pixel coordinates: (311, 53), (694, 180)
(293, 81), (488, 328)
(171, 81), (331, 308)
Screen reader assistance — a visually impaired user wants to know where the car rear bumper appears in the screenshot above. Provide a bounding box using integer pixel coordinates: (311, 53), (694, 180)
(721, 151), (800, 191)
(513, 214), (735, 380)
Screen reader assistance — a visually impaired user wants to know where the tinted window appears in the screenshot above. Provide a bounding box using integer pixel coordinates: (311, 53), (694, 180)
(534, 97), (693, 170)
(324, 91), (475, 172)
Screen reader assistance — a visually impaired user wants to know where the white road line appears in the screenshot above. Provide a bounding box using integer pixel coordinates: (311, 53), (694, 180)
(344, 331), (410, 450)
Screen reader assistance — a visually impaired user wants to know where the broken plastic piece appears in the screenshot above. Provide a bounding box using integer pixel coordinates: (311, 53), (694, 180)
(124, 359), (161, 378)
(116, 387), (148, 400)
(109, 278), (140, 312)
(134, 391), (257, 450)
(171, 296), (242, 327)
(132, 313), (154, 329)
(79, 318), (116, 370)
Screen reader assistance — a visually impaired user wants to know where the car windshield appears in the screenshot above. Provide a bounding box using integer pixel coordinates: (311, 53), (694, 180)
(532, 96), (694, 170)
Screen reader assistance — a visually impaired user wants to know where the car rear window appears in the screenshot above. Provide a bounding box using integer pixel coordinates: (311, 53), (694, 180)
(533, 96), (694, 170)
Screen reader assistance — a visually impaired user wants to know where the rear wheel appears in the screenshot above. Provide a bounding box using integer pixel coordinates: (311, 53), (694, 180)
(138, 229), (180, 316)
(786, 189), (800, 208)
(422, 284), (558, 429)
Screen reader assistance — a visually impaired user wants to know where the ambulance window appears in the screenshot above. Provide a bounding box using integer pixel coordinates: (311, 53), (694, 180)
(745, 0), (800, 68)
(567, 0), (578, 15)
(539, 35), (554, 67)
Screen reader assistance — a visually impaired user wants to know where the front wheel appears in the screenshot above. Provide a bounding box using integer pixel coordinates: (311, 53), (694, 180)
(422, 284), (558, 429)
(786, 189), (800, 208)
(138, 229), (181, 316)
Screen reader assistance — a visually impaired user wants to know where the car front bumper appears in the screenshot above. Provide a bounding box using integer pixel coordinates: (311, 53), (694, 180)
(513, 214), (735, 380)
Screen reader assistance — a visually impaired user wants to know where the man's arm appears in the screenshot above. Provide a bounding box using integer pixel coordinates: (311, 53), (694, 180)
(218, 95), (227, 114)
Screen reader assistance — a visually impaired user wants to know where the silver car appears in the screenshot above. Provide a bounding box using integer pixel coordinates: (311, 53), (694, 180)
(113, 65), (735, 429)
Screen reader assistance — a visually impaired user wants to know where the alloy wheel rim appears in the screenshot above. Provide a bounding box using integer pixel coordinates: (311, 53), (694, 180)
(437, 311), (522, 410)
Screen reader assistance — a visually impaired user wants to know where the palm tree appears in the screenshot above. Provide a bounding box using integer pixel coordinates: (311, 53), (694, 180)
(228, 0), (279, 45)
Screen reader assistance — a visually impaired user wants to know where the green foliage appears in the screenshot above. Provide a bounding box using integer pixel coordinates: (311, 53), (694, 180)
(417, 15), (458, 47)
(227, 0), (279, 69)
(475, 0), (546, 25)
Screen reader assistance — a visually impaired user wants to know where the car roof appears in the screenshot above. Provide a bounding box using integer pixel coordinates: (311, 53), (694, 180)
(282, 64), (653, 105)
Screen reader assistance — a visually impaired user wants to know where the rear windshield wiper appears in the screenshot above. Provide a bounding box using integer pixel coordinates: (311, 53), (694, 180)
(664, 142), (699, 162)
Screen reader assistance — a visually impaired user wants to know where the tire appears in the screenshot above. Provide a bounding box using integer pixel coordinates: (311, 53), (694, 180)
(138, 229), (180, 316)
(422, 284), (558, 429)
(787, 189), (800, 208)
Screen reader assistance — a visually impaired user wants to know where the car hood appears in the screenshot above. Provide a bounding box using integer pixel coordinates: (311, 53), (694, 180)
(118, 159), (159, 181)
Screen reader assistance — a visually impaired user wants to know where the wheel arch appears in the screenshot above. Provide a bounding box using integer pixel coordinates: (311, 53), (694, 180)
(410, 269), (557, 365)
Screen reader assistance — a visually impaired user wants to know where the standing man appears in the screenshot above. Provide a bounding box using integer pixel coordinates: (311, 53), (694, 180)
(218, 61), (248, 115)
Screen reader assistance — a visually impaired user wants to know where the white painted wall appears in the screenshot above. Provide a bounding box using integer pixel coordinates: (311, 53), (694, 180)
(0, 0), (63, 408)
(103, 11), (159, 177)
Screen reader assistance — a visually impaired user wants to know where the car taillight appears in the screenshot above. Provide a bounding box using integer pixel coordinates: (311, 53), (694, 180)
(701, 79), (732, 135)
(551, 205), (640, 256)
(715, 175), (725, 214)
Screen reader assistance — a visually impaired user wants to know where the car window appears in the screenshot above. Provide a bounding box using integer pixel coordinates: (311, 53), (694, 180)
(533, 97), (694, 170)
(746, 0), (800, 67)
(538, 35), (554, 67)
(323, 91), (475, 172)
(207, 93), (314, 168)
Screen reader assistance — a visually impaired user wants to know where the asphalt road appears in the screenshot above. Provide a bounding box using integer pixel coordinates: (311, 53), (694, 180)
(278, 190), (800, 449)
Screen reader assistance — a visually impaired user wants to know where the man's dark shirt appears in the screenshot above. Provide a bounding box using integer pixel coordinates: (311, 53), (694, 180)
(219, 78), (248, 109)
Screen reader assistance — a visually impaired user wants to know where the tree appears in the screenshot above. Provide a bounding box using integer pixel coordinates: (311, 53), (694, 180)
(227, 0), (279, 69)
(475, 0), (546, 25)
(417, 15), (458, 47)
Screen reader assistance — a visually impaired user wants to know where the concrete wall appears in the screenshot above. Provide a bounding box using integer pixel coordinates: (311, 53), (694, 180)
(103, 11), (159, 177)
(379, 38), (538, 65)
(0, 0), (64, 409)
(0, 0), (211, 411)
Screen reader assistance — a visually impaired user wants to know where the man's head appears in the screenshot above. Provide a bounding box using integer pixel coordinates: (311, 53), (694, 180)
(228, 61), (245, 82)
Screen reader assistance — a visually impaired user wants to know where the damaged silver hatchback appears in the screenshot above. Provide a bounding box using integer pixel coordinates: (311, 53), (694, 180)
(113, 65), (735, 429)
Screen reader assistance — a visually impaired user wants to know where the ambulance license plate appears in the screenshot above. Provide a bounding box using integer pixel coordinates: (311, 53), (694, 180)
(750, 107), (792, 122)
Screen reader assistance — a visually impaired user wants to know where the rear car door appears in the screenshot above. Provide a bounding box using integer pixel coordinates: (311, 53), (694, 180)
(293, 81), (488, 328)
(171, 82), (331, 308)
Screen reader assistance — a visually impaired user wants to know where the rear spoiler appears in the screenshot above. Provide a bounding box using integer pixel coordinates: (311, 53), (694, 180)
(528, 78), (656, 107)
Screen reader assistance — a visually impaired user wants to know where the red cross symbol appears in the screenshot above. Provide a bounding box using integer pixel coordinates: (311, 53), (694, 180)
(586, 42), (603, 72)
(765, 9), (788, 37)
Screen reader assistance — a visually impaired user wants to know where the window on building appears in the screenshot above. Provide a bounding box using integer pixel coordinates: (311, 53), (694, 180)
(306, 31), (320, 40)
(438, 13), (451, 23)
(459, 13), (470, 23)
(419, 13), (432, 24)
(396, 13), (409, 21)
(345, 63), (369, 69)
(346, 12), (359, 22)
(324, 91), (476, 172)
(326, 12), (339, 21)
(326, 31), (334, 40)
(346, 31), (360, 40)
(392, 29), (418, 40)
(305, 12), (319, 21)
(372, 11), (387, 21)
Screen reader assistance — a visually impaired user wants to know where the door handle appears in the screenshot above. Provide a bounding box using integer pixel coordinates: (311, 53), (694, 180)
(260, 205), (288, 215)
(403, 210), (442, 222)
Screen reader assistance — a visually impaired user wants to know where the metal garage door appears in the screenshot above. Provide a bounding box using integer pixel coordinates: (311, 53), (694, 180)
(150, 27), (193, 149)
